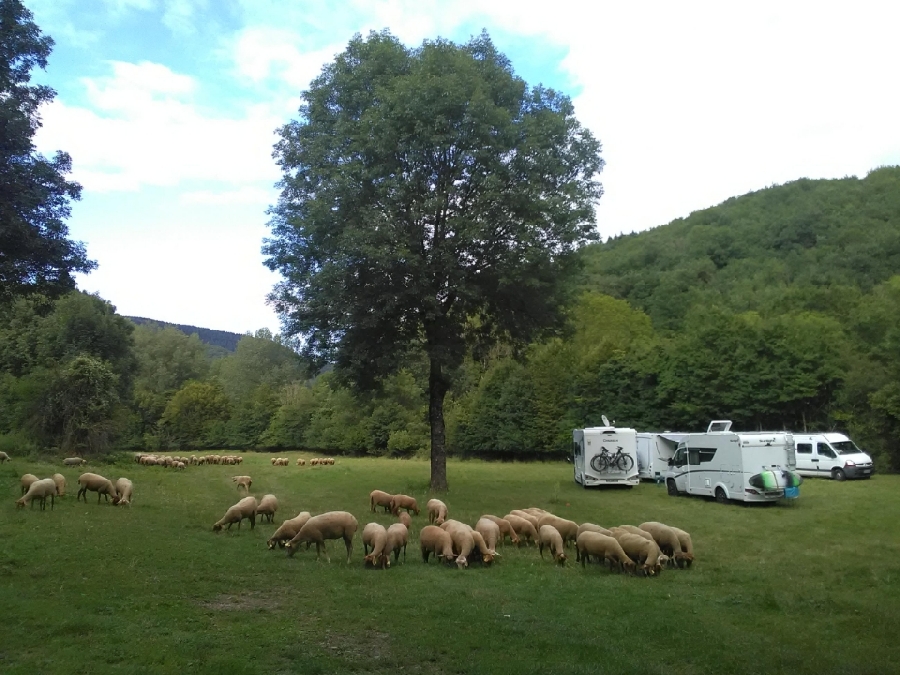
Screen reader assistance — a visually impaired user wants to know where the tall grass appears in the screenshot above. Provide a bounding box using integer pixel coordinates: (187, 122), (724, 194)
(1, 454), (898, 674)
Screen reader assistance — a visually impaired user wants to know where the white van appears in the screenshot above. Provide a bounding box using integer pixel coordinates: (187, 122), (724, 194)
(573, 423), (640, 487)
(665, 420), (799, 504)
(792, 433), (873, 480)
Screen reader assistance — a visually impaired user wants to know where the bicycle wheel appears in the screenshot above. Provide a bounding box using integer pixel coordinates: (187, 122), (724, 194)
(590, 454), (609, 473)
(616, 453), (635, 472)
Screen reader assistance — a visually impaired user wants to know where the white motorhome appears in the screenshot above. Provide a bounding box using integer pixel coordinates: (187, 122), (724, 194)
(636, 433), (683, 482)
(573, 421), (640, 487)
(793, 433), (873, 480)
(665, 420), (800, 504)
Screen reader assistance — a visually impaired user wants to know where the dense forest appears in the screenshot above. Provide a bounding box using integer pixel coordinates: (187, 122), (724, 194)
(126, 316), (243, 355)
(3, 167), (900, 470)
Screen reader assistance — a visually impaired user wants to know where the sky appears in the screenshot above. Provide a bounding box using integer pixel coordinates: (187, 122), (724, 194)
(25, 0), (900, 335)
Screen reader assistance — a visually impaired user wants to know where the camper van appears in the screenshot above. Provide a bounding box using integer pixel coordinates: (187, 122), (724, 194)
(636, 433), (683, 482)
(665, 420), (799, 504)
(573, 421), (640, 487)
(793, 433), (873, 480)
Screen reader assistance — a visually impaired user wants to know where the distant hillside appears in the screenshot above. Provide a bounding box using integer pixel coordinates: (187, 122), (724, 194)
(127, 317), (243, 353)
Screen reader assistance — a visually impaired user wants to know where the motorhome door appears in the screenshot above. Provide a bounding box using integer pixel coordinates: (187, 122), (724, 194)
(573, 430), (585, 484)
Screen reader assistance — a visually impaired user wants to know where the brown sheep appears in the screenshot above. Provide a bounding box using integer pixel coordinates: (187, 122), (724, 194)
(256, 494), (279, 523)
(369, 489), (394, 513)
(612, 531), (666, 576)
(475, 518), (501, 551)
(576, 532), (635, 573)
(426, 498), (448, 525)
(389, 494), (419, 516)
(232, 476), (252, 491)
(440, 521), (475, 569)
(669, 526), (695, 568)
(386, 523), (409, 564)
(397, 511), (412, 529)
(362, 522), (390, 569)
(538, 525), (567, 564)
(503, 514), (538, 546)
(213, 496), (258, 532)
(481, 515), (520, 546)
(639, 522), (690, 567)
(419, 525), (456, 564)
(286, 511), (358, 563)
(267, 512), (312, 549)
(536, 514), (579, 548)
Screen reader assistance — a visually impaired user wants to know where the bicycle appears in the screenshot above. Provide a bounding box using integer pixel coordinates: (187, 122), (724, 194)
(589, 446), (635, 473)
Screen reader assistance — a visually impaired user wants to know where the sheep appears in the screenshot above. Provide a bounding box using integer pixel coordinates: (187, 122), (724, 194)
(503, 514), (538, 546)
(296, 458), (306, 466)
(508, 509), (540, 529)
(440, 521), (475, 569)
(419, 525), (456, 564)
(267, 511), (312, 549)
(51, 473), (67, 497)
(481, 515), (520, 547)
(616, 524), (654, 542)
(538, 525), (567, 564)
(369, 489), (394, 513)
(575, 524), (613, 561)
(20, 473), (39, 495)
(669, 526), (695, 568)
(385, 523), (409, 564)
(362, 522), (390, 569)
(427, 498), (448, 525)
(232, 476), (252, 491)
(389, 494), (419, 516)
(611, 531), (666, 576)
(212, 496), (258, 532)
(576, 532), (635, 573)
(15, 478), (58, 510)
(0, 451), (10, 462)
(256, 494), (279, 524)
(76, 473), (118, 504)
(475, 518), (501, 552)
(286, 511), (358, 563)
(639, 522), (690, 568)
(397, 511), (412, 529)
(113, 477), (133, 505)
(536, 514), (579, 548)
(465, 527), (498, 565)
(63, 457), (86, 466)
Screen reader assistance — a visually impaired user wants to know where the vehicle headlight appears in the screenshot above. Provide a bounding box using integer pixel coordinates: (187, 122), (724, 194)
(844, 460), (855, 467)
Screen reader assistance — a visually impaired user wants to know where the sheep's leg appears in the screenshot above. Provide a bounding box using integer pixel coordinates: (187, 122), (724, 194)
(422, 548), (430, 563)
(250, 514), (255, 530)
(344, 536), (353, 563)
(50, 494), (55, 510)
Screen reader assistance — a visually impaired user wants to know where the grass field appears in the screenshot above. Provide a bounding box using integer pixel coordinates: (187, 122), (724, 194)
(1, 453), (899, 675)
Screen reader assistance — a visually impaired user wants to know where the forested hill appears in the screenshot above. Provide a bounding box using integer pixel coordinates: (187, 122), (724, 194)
(579, 166), (900, 330)
(127, 317), (243, 353)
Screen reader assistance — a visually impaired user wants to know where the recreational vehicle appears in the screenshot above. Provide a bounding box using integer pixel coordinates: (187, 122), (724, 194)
(636, 433), (683, 482)
(793, 433), (873, 480)
(665, 420), (800, 504)
(573, 421), (640, 487)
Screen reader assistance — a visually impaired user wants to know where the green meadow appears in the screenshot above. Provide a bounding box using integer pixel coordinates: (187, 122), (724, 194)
(1, 454), (898, 675)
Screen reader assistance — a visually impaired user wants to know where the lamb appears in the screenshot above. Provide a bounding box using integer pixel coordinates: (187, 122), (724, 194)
(212, 496), (258, 532)
(538, 525), (567, 564)
(427, 498), (448, 525)
(0, 451), (9, 462)
(232, 476), (252, 491)
(669, 526), (695, 568)
(481, 515), (520, 546)
(475, 518), (501, 552)
(51, 473), (67, 497)
(419, 525), (456, 564)
(639, 522), (690, 567)
(397, 511), (412, 529)
(576, 532), (636, 573)
(536, 514), (579, 548)
(113, 477), (133, 505)
(286, 511), (358, 563)
(369, 489), (394, 513)
(76, 473), (118, 504)
(256, 494), (279, 524)
(362, 522), (390, 569)
(15, 478), (58, 510)
(612, 531), (666, 576)
(63, 457), (86, 466)
(267, 511), (312, 549)
(389, 494), (419, 516)
(385, 523), (409, 564)
(503, 514), (538, 546)
(20, 473), (39, 495)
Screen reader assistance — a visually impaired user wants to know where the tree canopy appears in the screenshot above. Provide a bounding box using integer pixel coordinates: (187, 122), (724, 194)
(264, 30), (604, 488)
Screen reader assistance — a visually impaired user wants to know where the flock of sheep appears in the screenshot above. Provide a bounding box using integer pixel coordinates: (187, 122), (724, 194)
(16, 469), (133, 508)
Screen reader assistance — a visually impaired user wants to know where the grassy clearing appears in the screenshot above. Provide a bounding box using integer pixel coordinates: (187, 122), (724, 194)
(1, 454), (898, 675)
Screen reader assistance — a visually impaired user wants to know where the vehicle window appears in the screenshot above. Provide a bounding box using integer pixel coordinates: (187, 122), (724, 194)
(573, 441), (582, 458)
(831, 441), (861, 455)
(698, 448), (717, 463)
(688, 449), (700, 465)
(817, 443), (836, 459)
(796, 443), (812, 454)
(673, 448), (687, 467)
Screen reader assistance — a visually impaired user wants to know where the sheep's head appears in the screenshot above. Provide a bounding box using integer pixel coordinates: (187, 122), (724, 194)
(510, 534), (520, 545)
(455, 555), (468, 569)
(435, 516), (444, 526)
(267, 539), (277, 550)
(212, 523), (223, 533)
(676, 552), (693, 568)
(15, 498), (26, 509)
(622, 560), (636, 574)
(555, 552), (567, 565)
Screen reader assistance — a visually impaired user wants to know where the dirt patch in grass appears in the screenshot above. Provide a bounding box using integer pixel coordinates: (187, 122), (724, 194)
(199, 591), (283, 612)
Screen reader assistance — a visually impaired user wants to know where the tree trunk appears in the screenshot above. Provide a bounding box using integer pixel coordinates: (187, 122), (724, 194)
(428, 357), (449, 491)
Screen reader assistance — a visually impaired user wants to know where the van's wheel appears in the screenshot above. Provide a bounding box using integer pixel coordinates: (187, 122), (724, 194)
(666, 479), (678, 496)
(832, 468), (846, 481)
(715, 488), (728, 504)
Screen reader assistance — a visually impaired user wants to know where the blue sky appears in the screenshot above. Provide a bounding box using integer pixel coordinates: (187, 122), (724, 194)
(25, 0), (900, 334)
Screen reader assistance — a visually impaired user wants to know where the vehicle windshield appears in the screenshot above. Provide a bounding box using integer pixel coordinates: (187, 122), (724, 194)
(831, 441), (862, 455)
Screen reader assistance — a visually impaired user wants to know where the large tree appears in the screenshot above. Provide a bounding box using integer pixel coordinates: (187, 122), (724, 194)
(0, 0), (92, 303)
(264, 31), (603, 489)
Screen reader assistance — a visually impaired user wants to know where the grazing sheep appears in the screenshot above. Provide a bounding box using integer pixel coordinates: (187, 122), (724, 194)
(576, 532), (635, 573)
(20, 473), (39, 495)
(389, 494), (419, 516)
(369, 489), (394, 513)
(0, 451), (10, 462)
(576, 523), (614, 562)
(362, 522), (391, 569)
(15, 478), (58, 510)
(639, 522), (690, 567)
(213, 496), (258, 532)
(475, 518), (502, 551)
(267, 511), (312, 549)
(469, 528), (498, 565)
(51, 473), (67, 497)
(256, 494), (279, 524)
(616, 524), (654, 542)
(480, 515), (520, 547)
(538, 525), (567, 565)
(536, 514), (579, 548)
(232, 476), (252, 491)
(427, 498), (448, 525)
(440, 521), (475, 569)
(63, 457), (86, 466)
(76, 473), (118, 504)
(501, 514), (537, 546)
(612, 531), (666, 576)
(296, 458), (306, 466)
(508, 509), (540, 529)
(286, 511), (359, 563)
(397, 511), (412, 529)
(385, 523), (409, 564)
(669, 526), (695, 568)
(419, 525), (456, 564)
(113, 478), (133, 505)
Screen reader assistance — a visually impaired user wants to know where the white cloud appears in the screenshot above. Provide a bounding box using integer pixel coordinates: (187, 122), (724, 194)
(161, 0), (207, 34)
(180, 186), (276, 205)
(232, 26), (344, 90)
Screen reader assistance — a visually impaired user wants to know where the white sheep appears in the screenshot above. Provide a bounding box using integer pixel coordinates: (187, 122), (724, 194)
(213, 496), (258, 532)
(475, 518), (501, 552)
(256, 494), (279, 524)
(362, 522), (391, 569)
(611, 531), (666, 576)
(639, 522), (690, 568)
(668, 526), (695, 568)
(76, 473), (118, 504)
(51, 473), (67, 497)
(20, 473), (39, 495)
(503, 514), (538, 546)
(385, 523), (409, 564)
(63, 457), (86, 466)
(267, 512), (312, 549)
(576, 532), (635, 573)
(426, 498), (448, 525)
(536, 514), (579, 548)
(538, 525), (567, 564)
(15, 478), (58, 510)
(0, 451), (10, 462)
(232, 475), (252, 491)
(419, 525), (456, 564)
(113, 477), (134, 506)
(286, 511), (358, 563)
(440, 520), (475, 569)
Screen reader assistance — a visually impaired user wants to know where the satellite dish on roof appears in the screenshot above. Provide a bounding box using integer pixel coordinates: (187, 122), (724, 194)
(601, 415), (610, 427)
